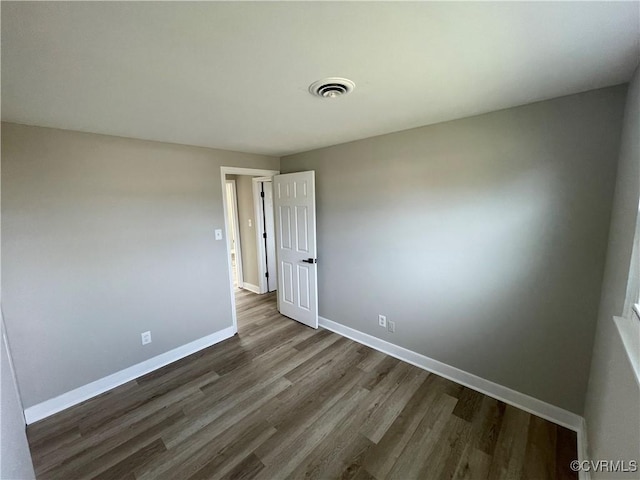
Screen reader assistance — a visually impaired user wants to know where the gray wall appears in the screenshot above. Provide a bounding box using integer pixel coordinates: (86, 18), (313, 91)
(282, 86), (627, 413)
(584, 67), (639, 477)
(235, 175), (260, 287)
(1, 123), (278, 408)
(1, 150), (35, 478)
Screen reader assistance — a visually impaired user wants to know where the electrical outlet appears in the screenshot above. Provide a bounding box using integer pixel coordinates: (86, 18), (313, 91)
(388, 321), (396, 333)
(378, 315), (387, 328)
(141, 331), (152, 345)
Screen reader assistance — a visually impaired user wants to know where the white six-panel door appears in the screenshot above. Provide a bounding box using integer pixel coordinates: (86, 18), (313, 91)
(274, 171), (318, 329)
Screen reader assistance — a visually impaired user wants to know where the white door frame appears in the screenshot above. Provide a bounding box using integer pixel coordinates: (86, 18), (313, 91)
(220, 167), (279, 333)
(225, 179), (244, 288)
(252, 177), (276, 294)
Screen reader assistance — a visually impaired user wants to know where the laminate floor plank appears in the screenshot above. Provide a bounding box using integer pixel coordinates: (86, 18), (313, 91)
(27, 289), (578, 480)
(220, 453), (265, 480)
(418, 414), (473, 480)
(386, 392), (459, 479)
(343, 442), (375, 480)
(453, 444), (493, 480)
(358, 367), (429, 443)
(522, 415), (557, 480)
(39, 411), (182, 480)
(76, 374), (216, 437)
(27, 426), (82, 462)
(32, 397), (197, 477)
(136, 378), (291, 480)
(556, 426), (579, 480)
(161, 419), (276, 480)
(487, 405), (532, 480)
(363, 374), (440, 479)
(254, 385), (370, 480)
(255, 370), (367, 465)
(286, 429), (373, 480)
(27, 381), (139, 445)
(475, 396), (508, 457)
(91, 438), (167, 480)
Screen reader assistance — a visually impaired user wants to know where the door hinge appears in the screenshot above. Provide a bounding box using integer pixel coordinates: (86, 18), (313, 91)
(265, 272), (269, 278)
(263, 232), (267, 239)
(260, 191), (265, 198)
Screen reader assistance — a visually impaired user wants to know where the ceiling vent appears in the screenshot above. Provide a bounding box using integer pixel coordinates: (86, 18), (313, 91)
(309, 77), (355, 98)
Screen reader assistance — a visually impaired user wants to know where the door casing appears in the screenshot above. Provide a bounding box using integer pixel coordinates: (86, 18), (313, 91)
(225, 179), (243, 288)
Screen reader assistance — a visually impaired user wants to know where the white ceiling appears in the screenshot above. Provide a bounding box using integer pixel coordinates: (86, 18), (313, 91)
(2, 2), (639, 156)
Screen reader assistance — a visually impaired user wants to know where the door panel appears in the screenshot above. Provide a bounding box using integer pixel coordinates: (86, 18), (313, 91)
(297, 265), (310, 310)
(296, 206), (309, 252)
(282, 261), (294, 304)
(274, 171), (318, 328)
(280, 206), (292, 250)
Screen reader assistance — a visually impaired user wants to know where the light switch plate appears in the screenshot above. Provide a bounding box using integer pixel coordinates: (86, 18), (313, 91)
(215, 229), (223, 240)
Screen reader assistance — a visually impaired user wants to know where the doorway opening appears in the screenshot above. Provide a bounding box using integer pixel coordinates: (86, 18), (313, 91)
(221, 167), (279, 333)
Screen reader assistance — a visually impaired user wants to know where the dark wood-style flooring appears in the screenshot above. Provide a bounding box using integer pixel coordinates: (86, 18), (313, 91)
(27, 289), (578, 479)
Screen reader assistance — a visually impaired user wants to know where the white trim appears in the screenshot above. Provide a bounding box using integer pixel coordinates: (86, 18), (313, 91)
(577, 418), (591, 480)
(613, 315), (640, 386)
(241, 283), (261, 295)
(622, 206), (639, 319)
(24, 326), (235, 424)
(220, 167), (279, 333)
(220, 167), (278, 176)
(318, 316), (584, 433)
(225, 179), (244, 288)
(253, 178), (268, 294)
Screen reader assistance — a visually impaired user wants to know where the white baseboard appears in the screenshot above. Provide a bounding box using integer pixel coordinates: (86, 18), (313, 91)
(24, 325), (236, 425)
(242, 283), (261, 294)
(577, 418), (591, 480)
(318, 316), (585, 434)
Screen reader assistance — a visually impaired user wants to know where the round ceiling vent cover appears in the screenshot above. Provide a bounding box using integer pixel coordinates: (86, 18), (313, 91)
(309, 77), (356, 98)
